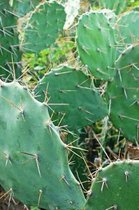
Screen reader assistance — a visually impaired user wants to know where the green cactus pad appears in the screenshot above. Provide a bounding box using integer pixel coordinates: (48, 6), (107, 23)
(117, 11), (139, 46)
(0, 80), (85, 209)
(11, 0), (39, 16)
(76, 10), (117, 80)
(85, 160), (139, 210)
(0, 1), (21, 78)
(34, 66), (108, 130)
(21, 1), (66, 53)
(106, 44), (139, 142)
(99, 0), (127, 15)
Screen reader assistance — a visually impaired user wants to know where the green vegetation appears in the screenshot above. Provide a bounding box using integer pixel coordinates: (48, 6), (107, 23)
(0, 0), (139, 209)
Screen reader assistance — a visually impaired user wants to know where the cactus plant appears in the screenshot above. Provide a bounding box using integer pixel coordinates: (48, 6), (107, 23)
(99, 0), (128, 15)
(117, 11), (139, 47)
(76, 7), (139, 142)
(0, 1), (21, 79)
(85, 160), (139, 210)
(106, 44), (139, 142)
(34, 66), (108, 131)
(76, 10), (117, 80)
(11, 0), (39, 16)
(1, 1), (139, 209)
(0, 80), (85, 210)
(21, 1), (66, 53)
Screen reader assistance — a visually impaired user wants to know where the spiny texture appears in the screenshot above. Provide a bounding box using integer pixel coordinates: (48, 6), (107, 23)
(76, 10), (117, 80)
(11, 0), (39, 16)
(0, 80), (85, 210)
(21, 1), (66, 53)
(99, 0), (127, 15)
(85, 160), (139, 210)
(34, 66), (108, 130)
(106, 44), (139, 142)
(117, 11), (139, 47)
(63, 133), (89, 192)
(0, 1), (21, 78)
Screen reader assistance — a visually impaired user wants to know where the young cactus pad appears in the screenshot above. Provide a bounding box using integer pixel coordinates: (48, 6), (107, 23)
(76, 10), (117, 80)
(106, 44), (139, 142)
(21, 1), (66, 53)
(34, 66), (108, 130)
(85, 160), (139, 210)
(0, 80), (85, 210)
(0, 1), (21, 78)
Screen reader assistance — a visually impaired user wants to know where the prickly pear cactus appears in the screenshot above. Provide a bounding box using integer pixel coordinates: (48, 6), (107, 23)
(85, 160), (139, 210)
(0, 1), (21, 78)
(76, 10), (117, 80)
(11, 0), (39, 16)
(0, 80), (85, 210)
(117, 11), (139, 47)
(106, 44), (139, 142)
(34, 66), (108, 130)
(99, 0), (128, 15)
(21, 1), (66, 53)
